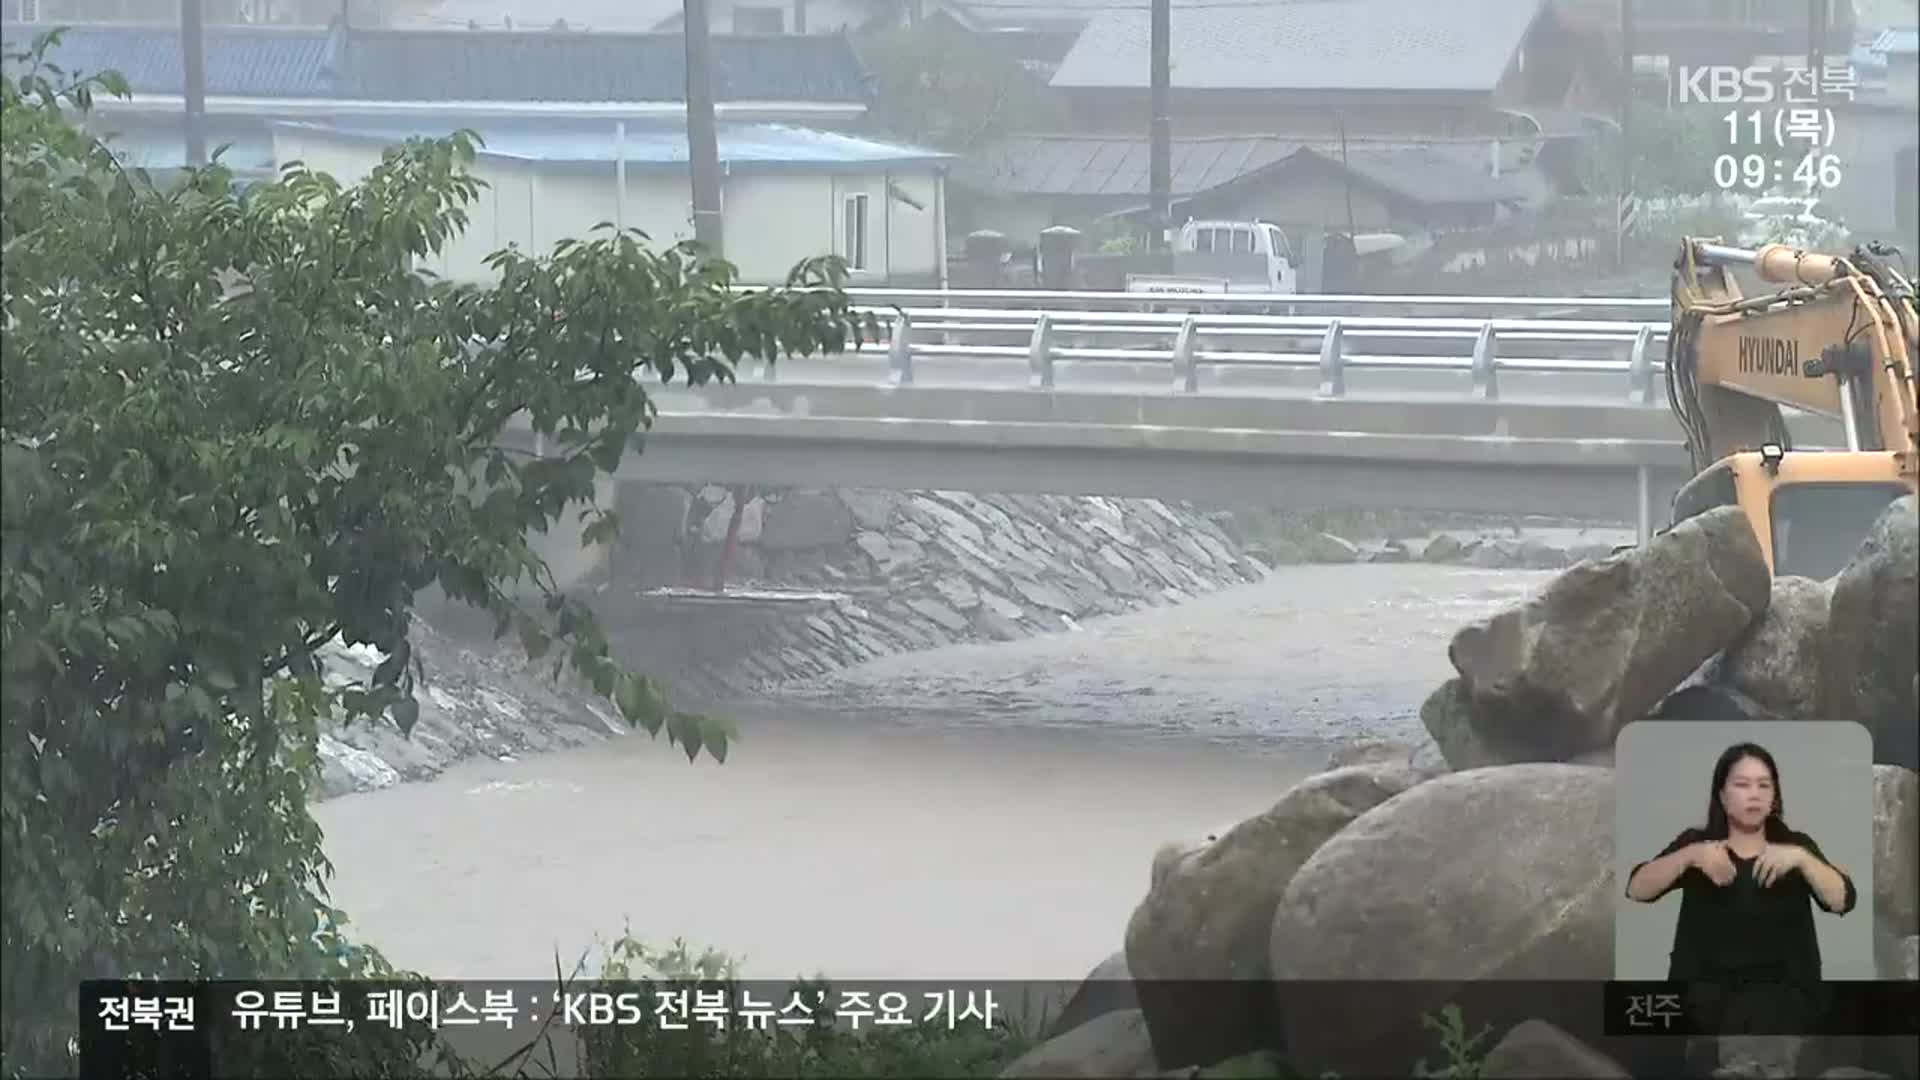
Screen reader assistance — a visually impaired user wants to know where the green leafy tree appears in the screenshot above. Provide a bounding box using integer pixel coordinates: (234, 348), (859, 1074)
(0, 30), (870, 1076)
(855, 22), (1066, 153)
(1578, 102), (1735, 198)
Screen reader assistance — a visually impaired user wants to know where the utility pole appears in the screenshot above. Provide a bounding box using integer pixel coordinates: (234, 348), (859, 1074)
(1616, 0), (1634, 268)
(684, 0), (725, 257)
(1148, 0), (1170, 254)
(181, 0), (208, 167)
(1807, 0), (1827, 82)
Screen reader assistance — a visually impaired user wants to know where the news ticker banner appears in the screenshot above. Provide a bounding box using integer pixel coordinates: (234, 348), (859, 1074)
(81, 979), (1920, 1075)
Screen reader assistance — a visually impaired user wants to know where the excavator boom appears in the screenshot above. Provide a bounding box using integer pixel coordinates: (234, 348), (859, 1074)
(1665, 236), (1919, 576)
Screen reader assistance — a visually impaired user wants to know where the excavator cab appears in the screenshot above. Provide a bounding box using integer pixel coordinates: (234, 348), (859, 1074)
(1666, 237), (1919, 576)
(1670, 451), (1911, 579)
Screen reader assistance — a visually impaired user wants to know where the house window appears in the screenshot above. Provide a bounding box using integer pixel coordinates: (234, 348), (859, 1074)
(733, 6), (784, 32)
(12, 0), (41, 19)
(843, 193), (869, 271)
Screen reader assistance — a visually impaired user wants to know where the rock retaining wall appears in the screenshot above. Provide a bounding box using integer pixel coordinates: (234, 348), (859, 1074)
(312, 484), (1640, 801)
(594, 485), (1272, 698)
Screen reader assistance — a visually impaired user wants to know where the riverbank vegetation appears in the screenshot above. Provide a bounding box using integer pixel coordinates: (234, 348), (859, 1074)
(3, 29), (1500, 1080)
(0, 29), (886, 1076)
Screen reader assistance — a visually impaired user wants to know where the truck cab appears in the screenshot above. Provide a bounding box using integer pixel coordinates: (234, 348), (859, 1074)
(1124, 219), (1299, 295)
(1176, 220), (1298, 294)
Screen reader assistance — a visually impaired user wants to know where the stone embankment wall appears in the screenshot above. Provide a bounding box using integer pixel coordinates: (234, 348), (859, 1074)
(312, 483), (1635, 800)
(592, 485), (1271, 698)
(314, 486), (1272, 799)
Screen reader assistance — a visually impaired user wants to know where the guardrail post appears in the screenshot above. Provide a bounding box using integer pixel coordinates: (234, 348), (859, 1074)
(1627, 324), (1656, 405)
(1172, 316), (1199, 393)
(1471, 321), (1499, 400)
(887, 311), (914, 387)
(1636, 465), (1654, 545)
(1317, 319), (1346, 398)
(1029, 312), (1055, 390)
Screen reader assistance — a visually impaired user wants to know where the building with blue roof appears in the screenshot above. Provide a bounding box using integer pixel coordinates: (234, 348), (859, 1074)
(270, 118), (951, 286)
(0, 19), (876, 178)
(3, 19), (953, 284)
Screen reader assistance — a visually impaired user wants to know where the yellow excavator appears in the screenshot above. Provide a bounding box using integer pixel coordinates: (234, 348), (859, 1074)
(1664, 236), (1919, 579)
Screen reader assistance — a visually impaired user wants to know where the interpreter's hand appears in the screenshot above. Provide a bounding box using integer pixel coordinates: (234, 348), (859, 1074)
(1754, 844), (1806, 887)
(1690, 840), (1737, 886)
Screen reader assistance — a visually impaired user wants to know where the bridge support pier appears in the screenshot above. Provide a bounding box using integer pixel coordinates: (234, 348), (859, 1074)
(710, 484), (753, 592)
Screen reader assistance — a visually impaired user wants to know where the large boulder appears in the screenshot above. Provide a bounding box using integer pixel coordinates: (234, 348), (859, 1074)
(1324, 735), (1449, 779)
(1044, 951), (1136, 1041)
(1268, 765), (1616, 1078)
(1822, 496), (1918, 769)
(1865, 925), (1919, 1080)
(1709, 575), (1833, 720)
(1127, 765), (1424, 1070)
(1481, 1020), (1633, 1079)
(997, 1009), (1157, 1079)
(1645, 684), (1787, 725)
(1444, 507), (1771, 763)
(1873, 766), (1918, 939)
(1422, 677), (1523, 770)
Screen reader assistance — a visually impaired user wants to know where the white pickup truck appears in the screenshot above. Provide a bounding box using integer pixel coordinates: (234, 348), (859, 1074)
(1124, 220), (1405, 296)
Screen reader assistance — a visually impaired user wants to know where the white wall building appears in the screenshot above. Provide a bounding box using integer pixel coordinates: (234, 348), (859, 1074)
(270, 120), (951, 286)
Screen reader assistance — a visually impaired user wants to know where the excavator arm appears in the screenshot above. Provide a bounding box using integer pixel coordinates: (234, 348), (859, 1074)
(1664, 237), (1918, 577)
(1668, 237), (1920, 484)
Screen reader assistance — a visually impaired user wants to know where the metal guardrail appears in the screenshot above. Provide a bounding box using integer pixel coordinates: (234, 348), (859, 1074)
(800, 304), (1672, 406)
(831, 286), (1674, 320)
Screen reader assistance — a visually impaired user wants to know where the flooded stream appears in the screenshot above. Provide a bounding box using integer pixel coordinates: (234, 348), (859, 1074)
(312, 564), (1555, 983)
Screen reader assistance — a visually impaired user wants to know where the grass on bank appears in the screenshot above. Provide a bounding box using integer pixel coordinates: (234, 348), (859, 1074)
(1197, 1005), (1495, 1079)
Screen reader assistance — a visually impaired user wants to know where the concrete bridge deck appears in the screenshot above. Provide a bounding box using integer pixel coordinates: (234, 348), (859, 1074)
(505, 379), (1844, 533)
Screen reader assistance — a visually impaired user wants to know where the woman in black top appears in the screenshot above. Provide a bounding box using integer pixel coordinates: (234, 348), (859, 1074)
(1624, 742), (1857, 1040)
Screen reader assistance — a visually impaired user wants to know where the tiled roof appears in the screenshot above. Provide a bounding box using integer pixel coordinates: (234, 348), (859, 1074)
(273, 119), (948, 171)
(1290, 145), (1532, 206)
(958, 134), (1300, 196)
(958, 135), (1530, 208)
(0, 21), (870, 103)
(1049, 0), (1547, 93)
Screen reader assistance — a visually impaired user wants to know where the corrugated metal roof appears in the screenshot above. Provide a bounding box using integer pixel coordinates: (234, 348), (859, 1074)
(0, 22), (869, 104)
(1049, 0), (1547, 93)
(337, 29), (868, 103)
(0, 22), (338, 97)
(401, 0), (684, 32)
(272, 120), (948, 171)
(1871, 26), (1918, 56)
(959, 134), (1300, 196)
(958, 0), (1216, 28)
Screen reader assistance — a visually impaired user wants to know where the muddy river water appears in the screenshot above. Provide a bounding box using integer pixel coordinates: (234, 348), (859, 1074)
(312, 563), (1555, 984)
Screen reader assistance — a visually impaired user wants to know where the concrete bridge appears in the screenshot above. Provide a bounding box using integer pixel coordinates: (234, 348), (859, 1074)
(503, 299), (1845, 583)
